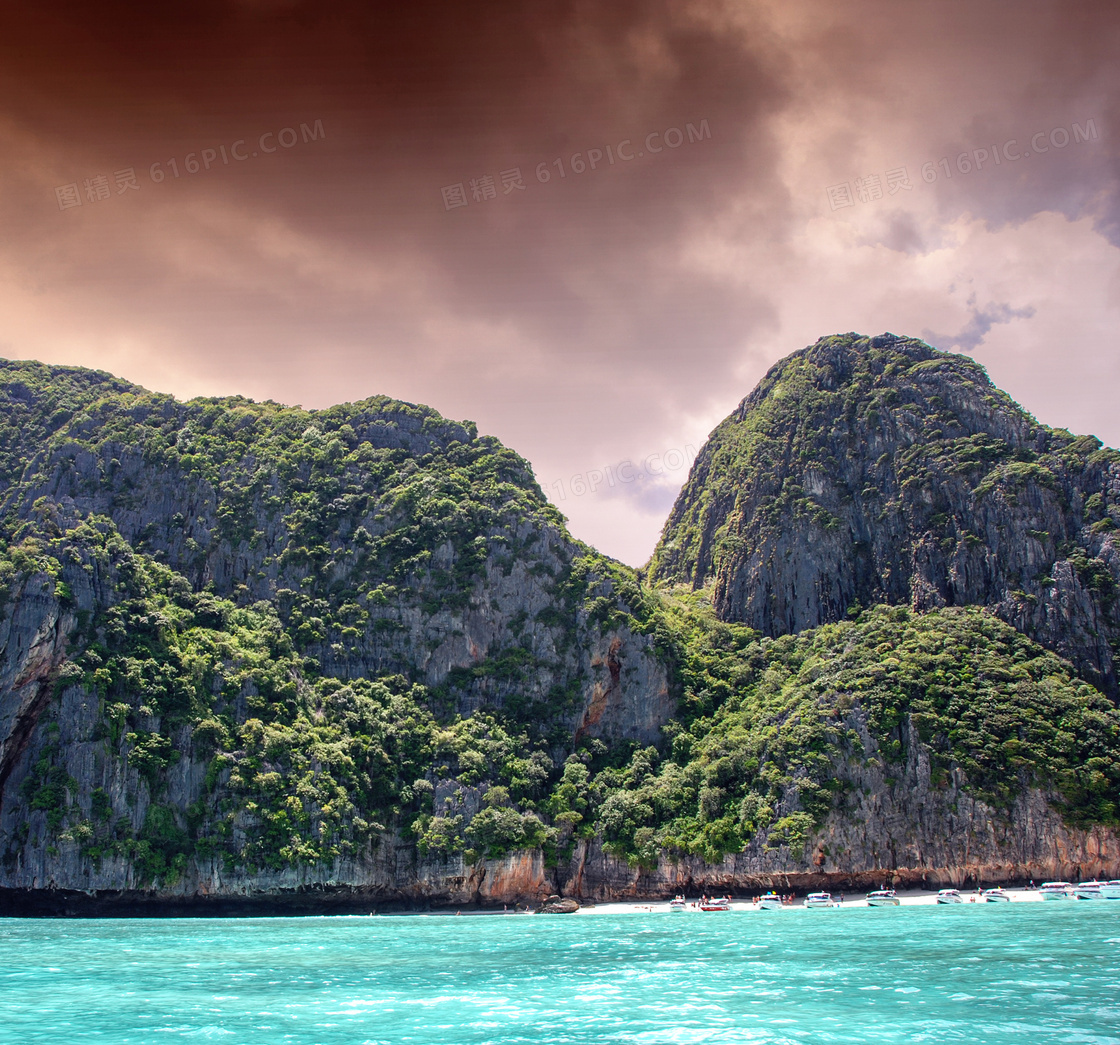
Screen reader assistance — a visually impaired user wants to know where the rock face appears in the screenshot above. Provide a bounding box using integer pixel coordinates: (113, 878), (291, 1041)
(536, 896), (579, 914)
(0, 360), (673, 906)
(0, 367), (670, 740)
(3, 739), (1114, 914)
(553, 734), (1120, 899)
(0, 576), (73, 797)
(0, 345), (1117, 913)
(651, 333), (1120, 696)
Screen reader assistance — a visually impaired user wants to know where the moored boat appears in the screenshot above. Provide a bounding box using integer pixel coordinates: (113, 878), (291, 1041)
(1101, 881), (1120, 900)
(936, 889), (963, 904)
(982, 888), (1011, 902)
(1075, 881), (1105, 900)
(866, 889), (900, 907)
(757, 892), (783, 910)
(1039, 881), (1075, 900)
(804, 892), (837, 908)
(669, 895), (687, 911)
(699, 896), (731, 911)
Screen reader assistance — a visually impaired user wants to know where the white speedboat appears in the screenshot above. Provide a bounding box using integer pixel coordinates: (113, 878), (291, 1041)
(936, 889), (963, 904)
(982, 888), (1011, 902)
(1101, 881), (1120, 900)
(1075, 881), (1106, 900)
(1039, 881), (1075, 900)
(804, 892), (837, 908)
(866, 889), (900, 907)
(757, 892), (783, 910)
(699, 896), (731, 911)
(669, 895), (687, 911)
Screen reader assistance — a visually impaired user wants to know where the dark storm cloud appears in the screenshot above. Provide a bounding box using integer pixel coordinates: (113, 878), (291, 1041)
(0, 0), (790, 383)
(0, 1), (786, 243)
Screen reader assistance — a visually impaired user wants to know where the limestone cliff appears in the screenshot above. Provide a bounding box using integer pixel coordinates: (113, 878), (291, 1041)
(4, 684), (1114, 914)
(650, 333), (1120, 696)
(0, 345), (1118, 914)
(0, 360), (673, 906)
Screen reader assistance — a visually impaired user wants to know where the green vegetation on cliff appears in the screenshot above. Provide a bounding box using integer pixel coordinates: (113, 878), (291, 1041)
(587, 600), (1120, 867)
(650, 334), (1031, 586)
(649, 332), (1120, 696)
(9, 509), (1117, 883)
(1, 344), (1119, 892)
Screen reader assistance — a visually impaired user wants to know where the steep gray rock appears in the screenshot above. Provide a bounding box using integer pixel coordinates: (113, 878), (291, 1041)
(1, 346), (1117, 913)
(0, 362), (676, 904)
(4, 698), (1115, 912)
(651, 332), (1120, 695)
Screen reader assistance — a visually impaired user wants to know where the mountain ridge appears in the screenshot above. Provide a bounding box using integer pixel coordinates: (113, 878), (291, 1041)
(0, 336), (1117, 913)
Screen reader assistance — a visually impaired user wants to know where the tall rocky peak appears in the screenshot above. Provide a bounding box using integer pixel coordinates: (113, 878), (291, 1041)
(650, 332), (1120, 694)
(0, 358), (670, 741)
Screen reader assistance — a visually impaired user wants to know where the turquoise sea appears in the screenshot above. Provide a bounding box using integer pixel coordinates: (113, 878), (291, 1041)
(2, 902), (1119, 1044)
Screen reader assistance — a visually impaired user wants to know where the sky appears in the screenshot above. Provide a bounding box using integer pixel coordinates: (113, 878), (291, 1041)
(1, 0), (1117, 565)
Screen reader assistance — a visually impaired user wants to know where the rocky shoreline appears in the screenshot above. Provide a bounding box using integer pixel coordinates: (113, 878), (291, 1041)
(0, 874), (1085, 918)
(3, 859), (1115, 918)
